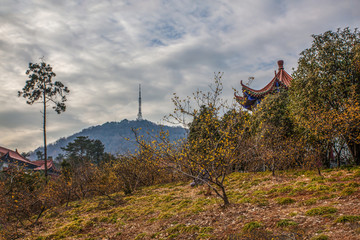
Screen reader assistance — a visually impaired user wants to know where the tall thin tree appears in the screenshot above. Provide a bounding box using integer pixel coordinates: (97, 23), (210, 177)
(19, 59), (70, 179)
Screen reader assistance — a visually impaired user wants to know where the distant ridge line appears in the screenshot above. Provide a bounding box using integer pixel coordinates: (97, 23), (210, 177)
(28, 119), (187, 161)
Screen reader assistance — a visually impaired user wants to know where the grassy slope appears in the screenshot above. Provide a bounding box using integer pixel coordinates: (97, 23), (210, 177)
(24, 167), (360, 240)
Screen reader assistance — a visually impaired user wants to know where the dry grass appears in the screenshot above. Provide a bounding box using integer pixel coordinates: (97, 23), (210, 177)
(17, 167), (360, 240)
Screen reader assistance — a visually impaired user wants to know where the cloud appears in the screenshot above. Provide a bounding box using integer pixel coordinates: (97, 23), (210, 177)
(0, 0), (359, 152)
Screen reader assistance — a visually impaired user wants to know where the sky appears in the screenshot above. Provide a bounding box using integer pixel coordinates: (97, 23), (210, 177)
(1, 0), (359, 152)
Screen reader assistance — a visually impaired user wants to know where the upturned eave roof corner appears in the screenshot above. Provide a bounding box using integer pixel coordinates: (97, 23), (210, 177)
(237, 60), (292, 97)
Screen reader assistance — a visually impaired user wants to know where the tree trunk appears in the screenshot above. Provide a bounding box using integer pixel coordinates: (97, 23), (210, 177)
(347, 140), (360, 165)
(220, 185), (230, 206)
(272, 158), (276, 177)
(43, 91), (48, 180)
(317, 167), (322, 176)
(321, 150), (330, 168)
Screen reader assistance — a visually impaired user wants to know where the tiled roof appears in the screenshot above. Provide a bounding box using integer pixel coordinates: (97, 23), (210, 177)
(0, 146), (32, 164)
(0, 146), (57, 172)
(234, 60), (292, 103)
(33, 159), (55, 171)
(31, 160), (46, 166)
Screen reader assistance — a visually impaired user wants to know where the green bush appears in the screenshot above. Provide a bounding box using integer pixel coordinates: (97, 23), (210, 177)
(340, 187), (356, 196)
(276, 197), (296, 205)
(300, 198), (317, 206)
(276, 219), (298, 227)
(306, 206), (337, 216)
(335, 215), (360, 223)
(311, 234), (329, 240)
(242, 221), (262, 232)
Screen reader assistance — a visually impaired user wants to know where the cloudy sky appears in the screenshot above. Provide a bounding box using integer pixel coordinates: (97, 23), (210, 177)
(1, 0), (359, 152)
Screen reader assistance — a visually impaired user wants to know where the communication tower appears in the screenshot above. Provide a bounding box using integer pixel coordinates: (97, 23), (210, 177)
(137, 84), (143, 121)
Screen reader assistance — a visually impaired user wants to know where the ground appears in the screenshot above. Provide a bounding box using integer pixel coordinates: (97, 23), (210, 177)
(19, 167), (360, 240)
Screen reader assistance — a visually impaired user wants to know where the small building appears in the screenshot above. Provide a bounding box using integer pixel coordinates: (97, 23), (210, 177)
(235, 60), (292, 110)
(0, 146), (57, 173)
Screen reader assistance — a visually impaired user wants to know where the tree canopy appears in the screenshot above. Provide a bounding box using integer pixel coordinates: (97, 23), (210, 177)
(61, 136), (105, 165)
(19, 61), (69, 113)
(290, 27), (360, 164)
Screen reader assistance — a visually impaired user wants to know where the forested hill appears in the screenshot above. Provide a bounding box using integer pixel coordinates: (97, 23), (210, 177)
(29, 119), (187, 161)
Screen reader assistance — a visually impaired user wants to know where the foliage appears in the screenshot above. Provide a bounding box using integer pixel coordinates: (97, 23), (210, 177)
(2, 166), (360, 239)
(31, 120), (187, 159)
(61, 136), (105, 165)
(276, 219), (298, 227)
(36, 150), (44, 160)
(305, 206), (337, 216)
(276, 197), (296, 205)
(19, 61), (69, 113)
(135, 73), (250, 206)
(102, 153), (177, 195)
(248, 90), (304, 175)
(311, 235), (329, 240)
(335, 215), (360, 223)
(242, 221), (262, 232)
(0, 168), (56, 239)
(290, 28), (360, 165)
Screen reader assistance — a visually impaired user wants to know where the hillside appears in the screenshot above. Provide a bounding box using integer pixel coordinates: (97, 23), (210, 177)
(29, 119), (187, 160)
(21, 167), (360, 240)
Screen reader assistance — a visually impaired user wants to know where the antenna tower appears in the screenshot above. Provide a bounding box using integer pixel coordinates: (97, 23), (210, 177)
(137, 84), (143, 121)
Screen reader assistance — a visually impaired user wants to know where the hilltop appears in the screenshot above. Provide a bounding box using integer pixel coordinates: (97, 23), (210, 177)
(20, 167), (360, 240)
(29, 119), (187, 160)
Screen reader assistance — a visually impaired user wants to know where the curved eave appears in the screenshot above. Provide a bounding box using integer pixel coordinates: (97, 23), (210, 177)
(240, 68), (292, 97)
(234, 92), (245, 101)
(234, 92), (256, 110)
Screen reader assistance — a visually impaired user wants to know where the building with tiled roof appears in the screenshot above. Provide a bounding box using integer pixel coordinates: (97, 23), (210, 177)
(235, 60), (292, 110)
(0, 146), (57, 173)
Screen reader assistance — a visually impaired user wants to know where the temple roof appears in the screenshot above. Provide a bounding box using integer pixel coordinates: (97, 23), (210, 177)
(0, 146), (32, 164)
(235, 60), (292, 109)
(0, 146), (57, 172)
(31, 159), (56, 171)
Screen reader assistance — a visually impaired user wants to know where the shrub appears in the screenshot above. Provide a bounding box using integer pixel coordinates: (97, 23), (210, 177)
(276, 197), (296, 205)
(340, 187), (356, 196)
(306, 206), (337, 216)
(311, 234), (329, 240)
(300, 198), (317, 206)
(134, 233), (147, 240)
(199, 227), (214, 233)
(242, 221), (262, 232)
(276, 219), (298, 227)
(335, 215), (360, 223)
(277, 185), (293, 193)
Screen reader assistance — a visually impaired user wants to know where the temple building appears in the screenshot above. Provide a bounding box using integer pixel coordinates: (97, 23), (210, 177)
(235, 60), (292, 110)
(0, 146), (57, 173)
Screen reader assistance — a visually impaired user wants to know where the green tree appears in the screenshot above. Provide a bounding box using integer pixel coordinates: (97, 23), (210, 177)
(249, 90), (301, 175)
(61, 136), (105, 165)
(188, 105), (220, 156)
(18, 59), (69, 178)
(36, 150), (44, 160)
(290, 28), (360, 164)
(138, 73), (249, 206)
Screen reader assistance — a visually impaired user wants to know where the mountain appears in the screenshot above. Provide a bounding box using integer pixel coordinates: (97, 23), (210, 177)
(29, 119), (188, 161)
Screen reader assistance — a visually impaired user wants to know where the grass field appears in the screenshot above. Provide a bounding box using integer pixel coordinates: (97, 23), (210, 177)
(22, 167), (360, 239)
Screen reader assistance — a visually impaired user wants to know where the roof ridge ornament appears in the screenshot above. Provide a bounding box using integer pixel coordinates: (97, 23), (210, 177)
(278, 60), (284, 70)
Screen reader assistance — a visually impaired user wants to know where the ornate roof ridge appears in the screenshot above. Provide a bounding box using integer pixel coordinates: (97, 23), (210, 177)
(235, 60), (292, 99)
